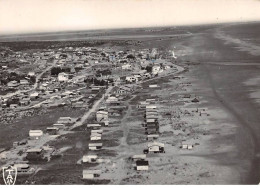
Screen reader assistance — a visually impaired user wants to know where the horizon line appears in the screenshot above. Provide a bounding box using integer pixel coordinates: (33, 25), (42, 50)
(0, 20), (259, 38)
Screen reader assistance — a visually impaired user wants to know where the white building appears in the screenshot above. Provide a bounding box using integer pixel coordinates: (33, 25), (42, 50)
(82, 170), (101, 179)
(125, 76), (137, 83)
(20, 79), (29, 85)
(58, 72), (69, 82)
(83, 155), (98, 163)
(28, 72), (35, 77)
(89, 143), (103, 150)
(122, 64), (132, 70)
(96, 111), (108, 122)
(29, 130), (43, 140)
(57, 117), (72, 124)
(136, 160), (149, 171)
(152, 65), (162, 75)
(90, 133), (102, 141)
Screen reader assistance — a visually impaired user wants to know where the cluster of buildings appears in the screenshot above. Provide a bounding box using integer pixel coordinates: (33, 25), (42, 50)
(0, 44), (178, 182)
(127, 99), (167, 172)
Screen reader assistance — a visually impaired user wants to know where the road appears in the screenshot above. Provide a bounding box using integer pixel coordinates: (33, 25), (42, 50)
(71, 86), (114, 129)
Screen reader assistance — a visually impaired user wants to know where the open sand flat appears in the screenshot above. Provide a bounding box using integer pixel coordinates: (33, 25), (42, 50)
(172, 23), (260, 184)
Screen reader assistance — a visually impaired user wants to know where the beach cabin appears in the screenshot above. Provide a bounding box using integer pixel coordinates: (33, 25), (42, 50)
(89, 143), (103, 150)
(26, 148), (44, 161)
(146, 127), (159, 135)
(146, 98), (156, 102)
(29, 130), (43, 140)
(96, 111), (108, 122)
(91, 129), (103, 134)
(20, 79), (29, 85)
(114, 86), (132, 95)
(136, 160), (149, 171)
(90, 133), (102, 141)
(30, 92), (39, 100)
(149, 84), (159, 88)
(146, 114), (159, 119)
(191, 98), (199, 103)
(145, 111), (158, 116)
(144, 142), (165, 154)
(82, 155), (98, 163)
(82, 170), (101, 179)
(145, 108), (158, 112)
(132, 154), (146, 161)
(181, 143), (193, 150)
(53, 123), (65, 129)
(87, 123), (102, 130)
(147, 134), (159, 141)
(13, 164), (31, 173)
(145, 118), (158, 124)
(57, 117), (72, 124)
(10, 104), (18, 109)
(20, 98), (30, 106)
(46, 127), (59, 135)
(7, 80), (19, 88)
(58, 72), (69, 82)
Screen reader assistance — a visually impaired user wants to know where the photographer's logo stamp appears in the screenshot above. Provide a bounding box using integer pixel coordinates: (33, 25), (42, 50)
(2, 166), (17, 185)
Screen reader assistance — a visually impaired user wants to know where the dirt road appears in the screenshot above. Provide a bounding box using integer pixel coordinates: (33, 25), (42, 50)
(71, 86), (114, 129)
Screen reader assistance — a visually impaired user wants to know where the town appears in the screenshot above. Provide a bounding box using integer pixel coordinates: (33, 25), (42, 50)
(0, 43), (213, 184)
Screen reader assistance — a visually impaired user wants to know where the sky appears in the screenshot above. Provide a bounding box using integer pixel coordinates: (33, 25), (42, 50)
(0, 0), (260, 35)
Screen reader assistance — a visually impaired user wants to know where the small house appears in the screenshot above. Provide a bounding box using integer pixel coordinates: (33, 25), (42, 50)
(28, 72), (35, 77)
(146, 142), (165, 153)
(132, 154), (146, 161)
(91, 129), (103, 134)
(149, 84), (159, 88)
(146, 105), (157, 110)
(26, 148), (44, 160)
(20, 79), (29, 85)
(145, 112), (158, 117)
(7, 80), (19, 88)
(182, 143), (193, 150)
(13, 164), (30, 173)
(147, 134), (159, 141)
(146, 127), (159, 135)
(96, 111), (108, 122)
(122, 64), (132, 70)
(145, 119), (158, 124)
(10, 104), (18, 109)
(57, 117), (72, 124)
(20, 98), (30, 106)
(29, 130), (43, 140)
(89, 143), (103, 150)
(191, 98), (199, 103)
(58, 72), (69, 82)
(136, 160), (149, 171)
(146, 115), (159, 120)
(90, 133), (102, 141)
(82, 170), (101, 179)
(53, 123), (65, 129)
(87, 123), (102, 130)
(82, 155), (98, 163)
(30, 92), (39, 100)
(46, 127), (59, 135)
(125, 76), (137, 83)
(114, 86), (132, 95)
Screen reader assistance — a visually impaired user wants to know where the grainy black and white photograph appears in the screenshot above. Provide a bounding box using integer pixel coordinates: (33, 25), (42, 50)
(0, 0), (260, 185)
